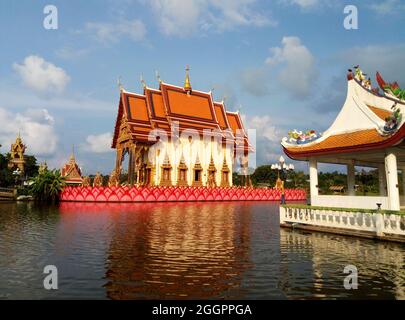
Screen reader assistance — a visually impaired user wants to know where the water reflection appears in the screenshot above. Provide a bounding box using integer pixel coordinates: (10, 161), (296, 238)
(279, 229), (405, 299)
(0, 201), (403, 299)
(61, 202), (253, 299)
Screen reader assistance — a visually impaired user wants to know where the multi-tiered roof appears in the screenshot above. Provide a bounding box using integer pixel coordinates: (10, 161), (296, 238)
(111, 69), (252, 152)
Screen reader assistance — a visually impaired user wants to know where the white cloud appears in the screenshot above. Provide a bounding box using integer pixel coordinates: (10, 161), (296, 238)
(284, 0), (320, 8)
(13, 55), (70, 94)
(370, 0), (405, 15)
(0, 108), (58, 156)
(55, 46), (90, 60)
(241, 114), (283, 164)
(147, 0), (275, 37)
(85, 19), (146, 43)
(0, 84), (115, 113)
(265, 36), (317, 98)
(82, 132), (113, 153)
(242, 114), (282, 143)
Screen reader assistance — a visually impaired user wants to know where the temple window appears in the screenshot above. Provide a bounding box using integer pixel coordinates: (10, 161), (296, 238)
(160, 153), (172, 186)
(177, 153), (188, 187)
(192, 162), (203, 187)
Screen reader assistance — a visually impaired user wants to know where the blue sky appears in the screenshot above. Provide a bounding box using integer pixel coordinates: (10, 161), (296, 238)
(0, 0), (404, 174)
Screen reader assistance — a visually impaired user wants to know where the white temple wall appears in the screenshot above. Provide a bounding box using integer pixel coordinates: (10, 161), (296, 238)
(149, 138), (234, 186)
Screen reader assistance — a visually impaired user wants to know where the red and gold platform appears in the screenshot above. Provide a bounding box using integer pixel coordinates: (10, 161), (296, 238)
(60, 186), (306, 203)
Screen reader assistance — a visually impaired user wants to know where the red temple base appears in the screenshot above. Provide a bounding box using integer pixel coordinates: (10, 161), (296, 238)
(60, 186), (306, 203)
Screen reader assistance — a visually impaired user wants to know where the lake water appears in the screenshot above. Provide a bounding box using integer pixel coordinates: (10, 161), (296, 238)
(0, 201), (403, 300)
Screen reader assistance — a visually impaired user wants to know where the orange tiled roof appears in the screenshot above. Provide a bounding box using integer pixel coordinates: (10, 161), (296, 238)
(226, 112), (242, 135)
(367, 105), (391, 121)
(127, 95), (149, 122)
(214, 103), (229, 130)
(284, 129), (397, 157)
(112, 82), (251, 150)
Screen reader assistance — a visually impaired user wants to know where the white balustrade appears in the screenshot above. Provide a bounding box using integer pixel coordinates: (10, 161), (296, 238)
(280, 206), (405, 237)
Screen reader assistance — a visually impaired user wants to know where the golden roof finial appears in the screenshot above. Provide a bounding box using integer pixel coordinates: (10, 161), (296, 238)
(155, 70), (162, 84)
(117, 77), (124, 92)
(70, 145), (76, 162)
(184, 65), (192, 93)
(140, 74), (147, 88)
(15, 131), (23, 144)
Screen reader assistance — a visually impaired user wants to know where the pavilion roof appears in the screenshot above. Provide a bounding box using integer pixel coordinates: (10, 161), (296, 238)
(61, 154), (83, 184)
(282, 70), (405, 160)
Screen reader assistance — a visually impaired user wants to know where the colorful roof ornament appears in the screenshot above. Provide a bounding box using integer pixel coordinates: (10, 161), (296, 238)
(383, 105), (402, 133)
(376, 72), (405, 102)
(284, 129), (322, 145)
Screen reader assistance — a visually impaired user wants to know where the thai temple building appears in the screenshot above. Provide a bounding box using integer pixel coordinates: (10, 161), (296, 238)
(61, 153), (83, 185)
(8, 133), (26, 174)
(111, 67), (253, 187)
(282, 67), (405, 211)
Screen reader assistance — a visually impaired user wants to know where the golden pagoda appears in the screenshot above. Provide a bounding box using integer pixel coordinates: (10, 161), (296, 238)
(8, 133), (26, 173)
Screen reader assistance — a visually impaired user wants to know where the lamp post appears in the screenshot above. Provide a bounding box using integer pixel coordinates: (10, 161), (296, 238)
(271, 156), (294, 204)
(13, 168), (22, 187)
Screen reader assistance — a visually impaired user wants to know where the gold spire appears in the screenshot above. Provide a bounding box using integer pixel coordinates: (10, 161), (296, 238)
(184, 65), (192, 93)
(140, 74), (146, 88)
(69, 145), (76, 162)
(117, 77), (124, 92)
(155, 70), (162, 84)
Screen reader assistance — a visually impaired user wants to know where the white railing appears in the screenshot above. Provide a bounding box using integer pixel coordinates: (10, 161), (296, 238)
(280, 206), (405, 237)
(312, 195), (389, 210)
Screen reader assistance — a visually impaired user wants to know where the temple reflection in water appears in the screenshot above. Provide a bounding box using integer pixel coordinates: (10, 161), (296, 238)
(59, 202), (253, 299)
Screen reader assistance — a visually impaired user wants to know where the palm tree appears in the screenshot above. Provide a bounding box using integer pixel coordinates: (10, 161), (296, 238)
(30, 169), (66, 203)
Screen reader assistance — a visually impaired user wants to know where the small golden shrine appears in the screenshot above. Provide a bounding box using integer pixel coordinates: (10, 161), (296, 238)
(93, 172), (103, 187)
(61, 153), (83, 185)
(82, 176), (91, 187)
(8, 133), (26, 173)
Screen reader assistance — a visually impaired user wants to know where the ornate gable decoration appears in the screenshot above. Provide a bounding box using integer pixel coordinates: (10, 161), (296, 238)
(61, 154), (83, 184)
(117, 113), (132, 145)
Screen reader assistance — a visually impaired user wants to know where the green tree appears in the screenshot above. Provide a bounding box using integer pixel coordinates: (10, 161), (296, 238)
(0, 154), (13, 187)
(285, 170), (309, 189)
(29, 169), (66, 203)
(24, 155), (39, 179)
(251, 165), (278, 187)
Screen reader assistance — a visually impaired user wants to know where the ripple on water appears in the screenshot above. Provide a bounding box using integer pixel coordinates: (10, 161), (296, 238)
(0, 201), (404, 299)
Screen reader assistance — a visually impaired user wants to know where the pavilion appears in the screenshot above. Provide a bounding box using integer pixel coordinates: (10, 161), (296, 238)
(61, 153), (83, 186)
(282, 68), (405, 211)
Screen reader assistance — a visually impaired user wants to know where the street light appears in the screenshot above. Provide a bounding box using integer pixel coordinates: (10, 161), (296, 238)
(271, 156), (295, 204)
(13, 168), (22, 187)
(271, 156), (294, 179)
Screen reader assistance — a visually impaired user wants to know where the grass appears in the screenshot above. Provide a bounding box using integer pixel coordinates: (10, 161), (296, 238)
(281, 204), (405, 216)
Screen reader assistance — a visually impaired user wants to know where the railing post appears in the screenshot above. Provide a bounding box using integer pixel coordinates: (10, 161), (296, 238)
(375, 213), (384, 237)
(280, 206), (285, 224)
